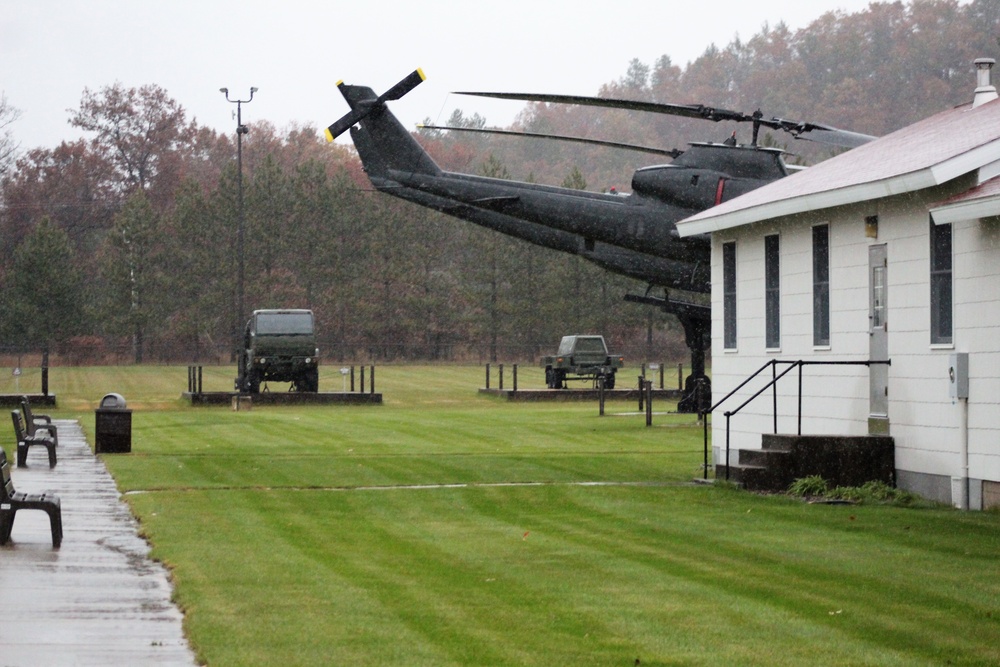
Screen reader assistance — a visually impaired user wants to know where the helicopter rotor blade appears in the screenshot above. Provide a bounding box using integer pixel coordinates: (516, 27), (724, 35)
(417, 124), (683, 158)
(759, 118), (875, 148)
(455, 91), (875, 149)
(326, 68), (426, 142)
(455, 91), (749, 123)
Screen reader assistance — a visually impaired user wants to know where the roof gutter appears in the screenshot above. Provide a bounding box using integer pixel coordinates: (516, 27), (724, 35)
(930, 192), (1000, 224)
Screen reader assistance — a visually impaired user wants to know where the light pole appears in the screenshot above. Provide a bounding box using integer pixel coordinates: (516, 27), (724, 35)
(220, 86), (257, 358)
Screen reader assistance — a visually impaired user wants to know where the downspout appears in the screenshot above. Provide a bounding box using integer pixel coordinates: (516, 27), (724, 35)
(960, 396), (969, 510)
(950, 352), (970, 510)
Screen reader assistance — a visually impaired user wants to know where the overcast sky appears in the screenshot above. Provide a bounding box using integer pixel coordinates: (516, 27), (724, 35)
(3, 0), (883, 152)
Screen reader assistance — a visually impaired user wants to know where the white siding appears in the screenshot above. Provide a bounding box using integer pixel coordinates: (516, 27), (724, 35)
(710, 186), (1000, 492)
(711, 211), (873, 460)
(956, 218), (1000, 481)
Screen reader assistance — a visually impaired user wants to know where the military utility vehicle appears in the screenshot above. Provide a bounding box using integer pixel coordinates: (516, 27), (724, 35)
(236, 309), (319, 394)
(541, 335), (623, 389)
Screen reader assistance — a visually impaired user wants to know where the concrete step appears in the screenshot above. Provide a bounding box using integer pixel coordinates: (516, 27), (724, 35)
(721, 434), (896, 492)
(717, 462), (796, 491)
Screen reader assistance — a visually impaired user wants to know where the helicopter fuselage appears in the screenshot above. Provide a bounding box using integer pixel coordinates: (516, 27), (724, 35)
(364, 142), (789, 266)
(325, 71), (873, 410)
(338, 79), (795, 292)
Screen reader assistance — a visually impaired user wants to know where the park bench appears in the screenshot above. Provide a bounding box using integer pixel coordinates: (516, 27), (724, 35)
(1, 447), (63, 547)
(11, 409), (56, 468)
(20, 395), (58, 446)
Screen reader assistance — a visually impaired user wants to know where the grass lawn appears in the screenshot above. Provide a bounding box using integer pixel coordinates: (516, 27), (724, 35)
(8, 364), (1000, 666)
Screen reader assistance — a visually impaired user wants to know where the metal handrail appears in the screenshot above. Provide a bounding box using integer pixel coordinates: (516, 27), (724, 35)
(699, 359), (890, 480)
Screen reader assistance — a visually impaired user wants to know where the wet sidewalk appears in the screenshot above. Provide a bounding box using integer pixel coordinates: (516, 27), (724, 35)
(1, 420), (197, 666)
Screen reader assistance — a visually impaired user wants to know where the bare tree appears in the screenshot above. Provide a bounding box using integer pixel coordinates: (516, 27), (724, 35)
(0, 92), (22, 178)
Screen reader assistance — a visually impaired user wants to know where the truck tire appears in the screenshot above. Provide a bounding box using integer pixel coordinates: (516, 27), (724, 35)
(247, 370), (261, 395)
(604, 371), (616, 390)
(546, 367), (566, 389)
(296, 368), (319, 393)
(308, 369), (319, 392)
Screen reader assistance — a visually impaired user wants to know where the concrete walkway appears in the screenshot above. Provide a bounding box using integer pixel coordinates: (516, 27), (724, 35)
(1, 420), (197, 666)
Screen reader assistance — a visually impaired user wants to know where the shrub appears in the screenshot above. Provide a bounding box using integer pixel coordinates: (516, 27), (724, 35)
(788, 475), (829, 497)
(828, 485), (866, 502)
(798, 478), (926, 507)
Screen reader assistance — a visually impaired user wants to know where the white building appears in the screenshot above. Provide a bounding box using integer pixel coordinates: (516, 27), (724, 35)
(676, 59), (1000, 510)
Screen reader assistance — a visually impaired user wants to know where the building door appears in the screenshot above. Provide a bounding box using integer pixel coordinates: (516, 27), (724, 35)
(869, 244), (889, 429)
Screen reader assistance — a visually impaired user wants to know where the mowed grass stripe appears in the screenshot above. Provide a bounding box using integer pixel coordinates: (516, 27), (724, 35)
(461, 485), (1000, 665)
(34, 365), (1000, 665)
(130, 480), (1000, 666)
(103, 402), (703, 492)
(113, 452), (697, 491)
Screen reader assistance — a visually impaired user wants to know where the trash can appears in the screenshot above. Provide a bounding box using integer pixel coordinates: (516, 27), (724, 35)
(95, 393), (132, 453)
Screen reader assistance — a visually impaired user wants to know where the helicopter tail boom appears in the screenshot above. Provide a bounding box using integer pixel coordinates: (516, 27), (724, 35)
(334, 74), (442, 180)
(326, 69), (425, 141)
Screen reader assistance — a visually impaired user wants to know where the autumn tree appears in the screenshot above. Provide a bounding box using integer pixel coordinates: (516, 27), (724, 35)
(0, 141), (116, 260)
(70, 83), (192, 202)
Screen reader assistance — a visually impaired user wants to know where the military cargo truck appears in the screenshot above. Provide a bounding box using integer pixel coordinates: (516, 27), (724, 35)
(541, 335), (623, 389)
(235, 309), (319, 394)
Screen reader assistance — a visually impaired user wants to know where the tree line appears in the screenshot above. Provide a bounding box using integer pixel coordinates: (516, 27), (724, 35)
(0, 87), (660, 364)
(1, 0), (997, 366)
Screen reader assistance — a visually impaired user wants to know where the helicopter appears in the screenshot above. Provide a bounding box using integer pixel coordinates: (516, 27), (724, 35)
(324, 69), (875, 411)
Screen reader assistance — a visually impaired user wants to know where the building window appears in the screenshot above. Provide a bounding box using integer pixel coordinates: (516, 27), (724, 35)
(723, 241), (737, 349)
(765, 234), (780, 349)
(930, 221), (953, 344)
(812, 224), (830, 346)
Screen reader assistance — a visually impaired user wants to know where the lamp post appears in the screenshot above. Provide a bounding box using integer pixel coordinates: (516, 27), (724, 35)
(220, 86), (257, 358)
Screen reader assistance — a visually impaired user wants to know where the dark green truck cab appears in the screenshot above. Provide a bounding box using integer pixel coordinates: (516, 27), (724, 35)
(236, 309), (319, 393)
